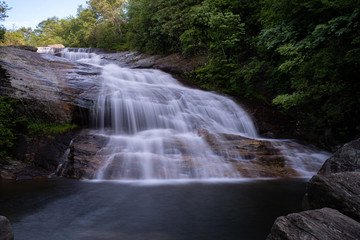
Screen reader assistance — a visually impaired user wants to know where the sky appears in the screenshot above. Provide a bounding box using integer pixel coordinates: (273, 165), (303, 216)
(2, 0), (88, 29)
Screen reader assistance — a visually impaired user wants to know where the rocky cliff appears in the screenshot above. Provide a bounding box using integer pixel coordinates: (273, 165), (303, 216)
(0, 46), (100, 180)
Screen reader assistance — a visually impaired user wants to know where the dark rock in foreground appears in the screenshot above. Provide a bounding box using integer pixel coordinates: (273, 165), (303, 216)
(266, 208), (360, 240)
(319, 138), (360, 174)
(0, 216), (14, 240)
(267, 138), (360, 239)
(304, 172), (360, 222)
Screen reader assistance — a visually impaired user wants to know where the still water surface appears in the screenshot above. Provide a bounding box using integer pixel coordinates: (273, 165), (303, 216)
(0, 178), (306, 240)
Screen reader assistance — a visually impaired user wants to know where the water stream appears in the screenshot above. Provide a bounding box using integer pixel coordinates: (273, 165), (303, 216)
(37, 47), (330, 180)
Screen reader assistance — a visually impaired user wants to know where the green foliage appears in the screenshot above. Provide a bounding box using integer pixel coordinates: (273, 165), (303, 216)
(0, 97), (18, 158)
(180, 0), (245, 57)
(258, 0), (360, 141)
(36, 17), (63, 42)
(126, 0), (203, 53)
(0, 96), (77, 158)
(28, 122), (77, 137)
(179, 0), (263, 98)
(1, 1), (127, 49)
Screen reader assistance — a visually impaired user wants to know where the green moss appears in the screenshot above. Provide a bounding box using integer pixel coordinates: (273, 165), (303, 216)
(0, 97), (18, 158)
(28, 121), (77, 137)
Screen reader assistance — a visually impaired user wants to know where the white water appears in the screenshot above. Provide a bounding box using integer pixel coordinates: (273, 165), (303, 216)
(39, 48), (330, 180)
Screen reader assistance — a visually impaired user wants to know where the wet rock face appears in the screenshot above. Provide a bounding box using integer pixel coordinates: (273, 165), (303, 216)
(0, 46), (74, 122)
(199, 131), (300, 178)
(0, 46), (103, 180)
(59, 130), (110, 179)
(0, 46), (101, 122)
(318, 138), (360, 174)
(304, 172), (360, 222)
(266, 208), (360, 240)
(0, 216), (14, 240)
(58, 129), (324, 180)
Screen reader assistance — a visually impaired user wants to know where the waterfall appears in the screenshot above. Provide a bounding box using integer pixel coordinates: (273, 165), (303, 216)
(41, 48), (330, 180)
(91, 64), (258, 179)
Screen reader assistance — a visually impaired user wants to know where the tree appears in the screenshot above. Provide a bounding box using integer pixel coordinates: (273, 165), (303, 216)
(32, 17), (64, 46)
(87, 0), (127, 37)
(126, 0), (203, 53)
(258, 0), (360, 143)
(0, 1), (10, 20)
(0, 1), (11, 41)
(2, 29), (25, 45)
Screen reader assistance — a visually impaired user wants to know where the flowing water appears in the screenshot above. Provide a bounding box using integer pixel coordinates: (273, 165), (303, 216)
(37, 47), (329, 180)
(0, 48), (331, 240)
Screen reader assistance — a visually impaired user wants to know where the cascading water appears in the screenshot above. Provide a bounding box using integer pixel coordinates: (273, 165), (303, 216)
(39, 47), (330, 180)
(92, 64), (258, 179)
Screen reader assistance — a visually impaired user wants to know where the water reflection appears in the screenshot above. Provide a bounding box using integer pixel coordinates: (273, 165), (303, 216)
(0, 178), (306, 240)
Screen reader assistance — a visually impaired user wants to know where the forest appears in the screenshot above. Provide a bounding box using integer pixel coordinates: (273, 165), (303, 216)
(1, 0), (360, 148)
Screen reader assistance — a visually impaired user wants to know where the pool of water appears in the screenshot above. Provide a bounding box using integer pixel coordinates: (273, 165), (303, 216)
(0, 178), (307, 240)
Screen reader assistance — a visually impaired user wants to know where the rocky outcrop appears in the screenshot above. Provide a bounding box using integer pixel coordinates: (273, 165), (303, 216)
(0, 158), (49, 181)
(267, 138), (360, 239)
(103, 51), (207, 75)
(57, 129), (326, 180)
(304, 138), (360, 221)
(0, 46), (102, 180)
(7, 45), (38, 52)
(304, 172), (360, 222)
(318, 138), (360, 174)
(58, 130), (110, 179)
(0, 216), (14, 240)
(0, 46), (74, 122)
(266, 208), (360, 240)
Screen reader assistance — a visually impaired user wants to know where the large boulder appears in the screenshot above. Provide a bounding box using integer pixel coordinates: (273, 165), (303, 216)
(0, 216), (14, 240)
(266, 208), (360, 240)
(0, 46), (74, 122)
(318, 138), (360, 174)
(304, 172), (360, 222)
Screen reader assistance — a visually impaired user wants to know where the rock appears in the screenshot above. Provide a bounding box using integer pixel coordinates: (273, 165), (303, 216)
(60, 129), (326, 180)
(13, 132), (77, 171)
(266, 208), (360, 240)
(304, 172), (360, 222)
(47, 44), (65, 48)
(59, 130), (110, 179)
(0, 46), (102, 180)
(0, 46), (74, 122)
(0, 158), (49, 180)
(0, 216), (14, 240)
(318, 138), (360, 174)
(7, 45), (38, 52)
